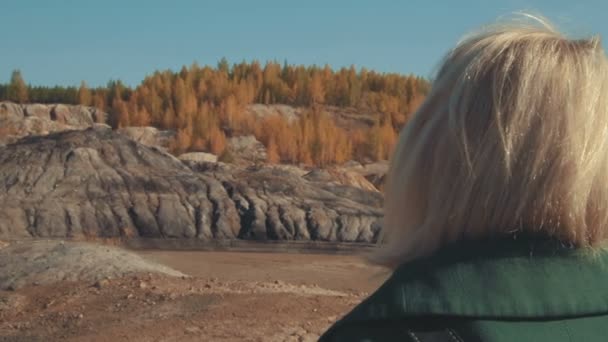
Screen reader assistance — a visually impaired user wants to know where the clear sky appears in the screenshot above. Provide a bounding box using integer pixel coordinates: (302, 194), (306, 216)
(1, 0), (605, 87)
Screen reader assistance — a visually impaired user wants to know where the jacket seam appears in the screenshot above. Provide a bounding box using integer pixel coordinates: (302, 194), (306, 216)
(406, 330), (422, 342)
(562, 321), (573, 342)
(447, 328), (464, 342)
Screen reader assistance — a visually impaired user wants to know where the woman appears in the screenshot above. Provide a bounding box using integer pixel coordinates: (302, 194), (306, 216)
(320, 15), (608, 342)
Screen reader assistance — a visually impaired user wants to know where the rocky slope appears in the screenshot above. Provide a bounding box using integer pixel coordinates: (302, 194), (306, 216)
(0, 240), (185, 290)
(0, 126), (382, 243)
(0, 102), (108, 145)
(0, 101), (389, 188)
(116, 126), (176, 151)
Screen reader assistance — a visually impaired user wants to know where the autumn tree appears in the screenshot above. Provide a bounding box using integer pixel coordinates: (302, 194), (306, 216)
(308, 72), (325, 106)
(367, 118), (398, 161)
(266, 137), (280, 163)
(112, 96), (130, 128)
(77, 81), (92, 106)
(171, 127), (192, 155)
(133, 107), (151, 126)
(7, 70), (28, 103)
(92, 91), (107, 113)
(207, 126), (227, 155)
(0, 60), (430, 165)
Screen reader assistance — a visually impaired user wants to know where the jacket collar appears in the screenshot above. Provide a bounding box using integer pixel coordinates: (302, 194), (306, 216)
(343, 237), (608, 322)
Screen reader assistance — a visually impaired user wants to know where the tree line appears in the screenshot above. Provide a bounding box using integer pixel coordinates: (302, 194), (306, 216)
(0, 61), (429, 165)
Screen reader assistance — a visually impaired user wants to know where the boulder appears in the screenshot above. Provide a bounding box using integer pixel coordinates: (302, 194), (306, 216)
(245, 104), (301, 123)
(227, 135), (267, 164)
(178, 152), (218, 164)
(23, 104), (51, 120)
(0, 102), (24, 122)
(51, 104), (94, 126)
(342, 161), (389, 191)
(117, 126), (175, 151)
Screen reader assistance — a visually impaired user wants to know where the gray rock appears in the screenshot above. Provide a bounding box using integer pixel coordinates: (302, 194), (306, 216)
(0, 102), (109, 145)
(51, 104), (94, 126)
(23, 104), (51, 120)
(117, 126), (176, 151)
(178, 152), (218, 164)
(0, 128), (383, 243)
(0, 102), (24, 122)
(227, 135), (267, 165)
(343, 161), (389, 191)
(0, 240), (184, 290)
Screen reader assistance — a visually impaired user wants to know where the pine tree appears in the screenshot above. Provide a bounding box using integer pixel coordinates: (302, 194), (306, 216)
(217, 57), (230, 75)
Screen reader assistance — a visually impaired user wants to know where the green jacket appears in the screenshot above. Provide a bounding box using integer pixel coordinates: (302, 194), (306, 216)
(319, 238), (608, 342)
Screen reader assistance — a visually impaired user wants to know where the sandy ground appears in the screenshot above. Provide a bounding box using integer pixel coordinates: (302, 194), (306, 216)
(0, 249), (388, 342)
(139, 250), (387, 293)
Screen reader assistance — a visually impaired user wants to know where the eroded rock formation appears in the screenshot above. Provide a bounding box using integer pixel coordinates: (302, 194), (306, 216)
(0, 128), (382, 243)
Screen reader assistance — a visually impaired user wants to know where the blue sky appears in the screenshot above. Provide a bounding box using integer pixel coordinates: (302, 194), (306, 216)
(1, 0), (605, 87)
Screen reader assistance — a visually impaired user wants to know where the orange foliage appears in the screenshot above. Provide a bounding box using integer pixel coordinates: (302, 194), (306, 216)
(266, 137), (280, 163)
(255, 109), (353, 166)
(207, 126), (227, 155)
(3, 61), (430, 165)
(171, 127), (192, 155)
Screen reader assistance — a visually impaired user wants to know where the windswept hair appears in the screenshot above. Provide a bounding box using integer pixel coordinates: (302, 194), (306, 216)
(376, 14), (608, 267)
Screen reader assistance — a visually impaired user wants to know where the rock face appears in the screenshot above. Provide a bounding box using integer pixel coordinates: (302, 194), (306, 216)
(245, 104), (302, 123)
(342, 160), (389, 191)
(0, 102), (107, 145)
(245, 104), (377, 130)
(227, 135), (267, 165)
(304, 168), (379, 192)
(0, 128), (382, 243)
(117, 126), (176, 151)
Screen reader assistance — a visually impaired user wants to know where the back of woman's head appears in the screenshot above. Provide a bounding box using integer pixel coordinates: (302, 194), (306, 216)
(377, 14), (608, 267)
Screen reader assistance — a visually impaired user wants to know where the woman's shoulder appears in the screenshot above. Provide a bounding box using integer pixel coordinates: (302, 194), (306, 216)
(319, 316), (464, 342)
(320, 238), (608, 341)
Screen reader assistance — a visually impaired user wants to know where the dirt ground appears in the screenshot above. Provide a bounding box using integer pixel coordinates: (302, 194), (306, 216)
(0, 249), (388, 342)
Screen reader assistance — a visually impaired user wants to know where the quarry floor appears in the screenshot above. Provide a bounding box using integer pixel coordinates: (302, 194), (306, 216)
(0, 250), (387, 342)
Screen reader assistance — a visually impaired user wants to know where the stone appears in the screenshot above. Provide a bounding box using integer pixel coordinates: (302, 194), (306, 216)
(185, 326), (201, 334)
(178, 152), (218, 164)
(93, 279), (109, 289)
(0, 102), (24, 122)
(23, 104), (51, 120)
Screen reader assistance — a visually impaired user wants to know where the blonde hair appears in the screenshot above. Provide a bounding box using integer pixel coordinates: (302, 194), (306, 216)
(376, 14), (608, 267)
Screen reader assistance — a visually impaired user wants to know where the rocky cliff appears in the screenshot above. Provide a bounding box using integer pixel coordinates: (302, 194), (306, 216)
(0, 127), (382, 243)
(0, 102), (108, 145)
